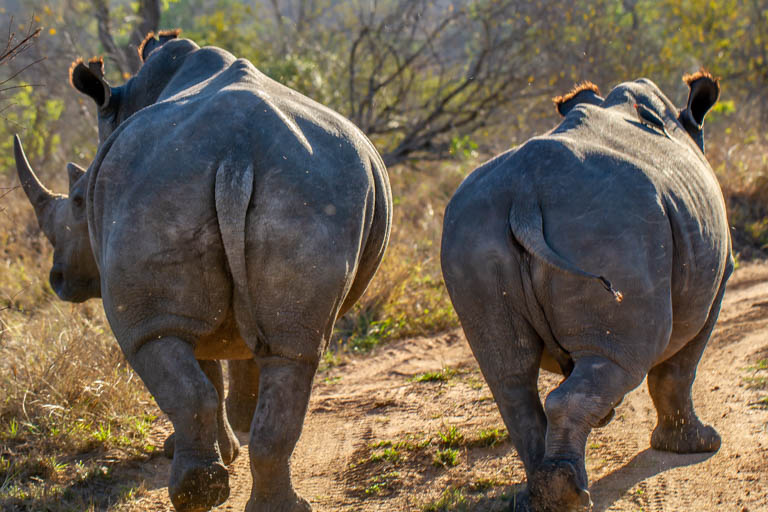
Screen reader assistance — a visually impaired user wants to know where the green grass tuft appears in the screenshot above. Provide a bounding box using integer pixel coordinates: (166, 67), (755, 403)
(412, 367), (458, 383)
(364, 471), (400, 495)
(422, 487), (468, 511)
(369, 447), (401, 464)
(473, 428), (508, 448)
(433, 448), (460, 468)
(437, 425), (464, 447)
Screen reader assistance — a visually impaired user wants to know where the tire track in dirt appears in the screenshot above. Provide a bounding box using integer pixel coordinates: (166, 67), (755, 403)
(128, 264), (768, 511)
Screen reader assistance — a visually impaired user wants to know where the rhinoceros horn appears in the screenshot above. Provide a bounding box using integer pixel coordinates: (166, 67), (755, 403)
(14, 135), (59, 238)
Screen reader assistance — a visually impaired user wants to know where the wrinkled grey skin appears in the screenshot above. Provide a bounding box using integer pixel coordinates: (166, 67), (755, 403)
(441, 75), (730, 512)
(15, 32), (391, 512)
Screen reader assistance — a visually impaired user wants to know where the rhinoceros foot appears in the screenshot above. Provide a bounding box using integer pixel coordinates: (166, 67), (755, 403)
(245, 491), (312, 512)
(528, 460), (592, 512)
(651, 421), (721, 453)
(169, 458), (229, 512)
(163, 431), (240, 465)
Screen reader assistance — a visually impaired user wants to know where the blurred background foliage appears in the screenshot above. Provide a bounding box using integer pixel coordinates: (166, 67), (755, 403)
(1, 0), (765, 168)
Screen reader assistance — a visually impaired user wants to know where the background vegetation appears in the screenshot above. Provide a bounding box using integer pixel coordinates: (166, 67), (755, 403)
(1, 0), (768, 509)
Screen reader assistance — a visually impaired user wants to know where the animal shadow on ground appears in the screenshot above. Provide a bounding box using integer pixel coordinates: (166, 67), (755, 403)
(589, 448), (714, 511)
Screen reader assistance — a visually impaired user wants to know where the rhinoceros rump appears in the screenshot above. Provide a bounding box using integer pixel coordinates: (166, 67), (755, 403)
(15, 31), (391, 512)
(441, 72), (730, 511)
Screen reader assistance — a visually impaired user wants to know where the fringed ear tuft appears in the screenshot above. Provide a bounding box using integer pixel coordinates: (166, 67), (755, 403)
(682, 69), (719, 88)
(69, 57), (110, 108)
(68, 58), (85, 89)
(681, 68), (720, 129)
(552, 81), (603, 116)
(138, 31), (156, 62)
(87, 56), (105, 78)
(138, 29), (182, 62)
(157, 28), (181, 42)
(553, 81), (601, 105)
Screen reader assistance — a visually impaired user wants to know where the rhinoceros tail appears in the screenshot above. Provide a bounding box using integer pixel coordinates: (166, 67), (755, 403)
(215, 162), (255, 309)
(508, 203), (623, 302)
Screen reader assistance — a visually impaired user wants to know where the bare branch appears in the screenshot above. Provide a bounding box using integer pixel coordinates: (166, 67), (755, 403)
(317, 0), (555, 166)
(1, 16), (42, 107)
(0, 57), (46, 87)
(91, 0), (160, 76)
(0, 18), (41, 66)
(93, 0), (132, 74)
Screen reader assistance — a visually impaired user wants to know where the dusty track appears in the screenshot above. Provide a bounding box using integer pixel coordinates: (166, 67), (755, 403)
(128, 263), (768, 511)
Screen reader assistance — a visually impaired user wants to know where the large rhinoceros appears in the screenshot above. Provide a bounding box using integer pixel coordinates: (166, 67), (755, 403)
(441, 72), (731, 511)
(14, 30), (391, 512)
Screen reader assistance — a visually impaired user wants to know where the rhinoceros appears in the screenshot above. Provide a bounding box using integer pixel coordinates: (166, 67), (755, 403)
(14, 30), (391, 512)
(441, 71), (731, 511)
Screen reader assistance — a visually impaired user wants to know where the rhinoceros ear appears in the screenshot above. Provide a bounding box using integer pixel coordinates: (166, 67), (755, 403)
(553, 81), (604, 116)
(70, 57), (111, 109)
(138, 29), (182, 62)
(680, 69), (720, 131)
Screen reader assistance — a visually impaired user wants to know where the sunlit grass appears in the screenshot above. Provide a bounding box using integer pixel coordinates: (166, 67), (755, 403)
(0, 190), (156, 510)
(330, 161), (467, 355)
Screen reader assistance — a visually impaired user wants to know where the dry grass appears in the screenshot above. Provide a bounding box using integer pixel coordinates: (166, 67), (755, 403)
(706, 114), (768, 261)
(332, 160), (468, 353)
(0, 183), (156, 511)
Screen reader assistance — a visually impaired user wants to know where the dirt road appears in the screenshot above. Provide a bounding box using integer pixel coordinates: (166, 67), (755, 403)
(129, 263), (768, 511)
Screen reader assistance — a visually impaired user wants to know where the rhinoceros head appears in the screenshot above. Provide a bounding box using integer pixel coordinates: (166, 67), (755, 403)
(68, 30), (190, 144)
(13, 135), (100, 302)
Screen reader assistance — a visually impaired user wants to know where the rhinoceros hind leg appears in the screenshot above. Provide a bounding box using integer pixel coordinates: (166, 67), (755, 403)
(162, 360), (240, 465)
(441, 243), (547, 483)
(128, 337), (229, 511)
(226, 359), (260, 433)
(462, 311), (548, 480)
(594, 396), (625, 428)
(648, 278), (727, 454)
(199, 360), (240, 464)
(533, 356), (642, 511)
(246, 355), (315, 512)
(648, 347), (721, 453)
(650, 420), (720, 453)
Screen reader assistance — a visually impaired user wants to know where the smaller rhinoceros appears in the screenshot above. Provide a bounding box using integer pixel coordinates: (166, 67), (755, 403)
(441, 71), (731, 511)
(14, 30), (391, 512)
